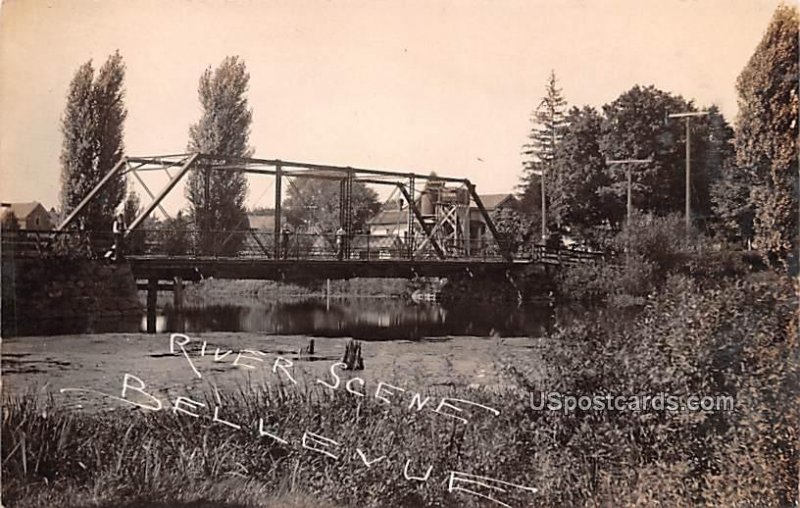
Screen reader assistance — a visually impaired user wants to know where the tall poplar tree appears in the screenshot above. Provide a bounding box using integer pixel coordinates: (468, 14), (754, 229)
(59, 51), (127, 235)
(186, 56), (253, 255)
(735, 4), (799, 268)
(521, 71), (568, 238)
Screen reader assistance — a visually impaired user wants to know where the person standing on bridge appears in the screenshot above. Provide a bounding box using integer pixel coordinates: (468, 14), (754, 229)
(111, 213), (126, 262)
(335, 226), (346, 260)
(282, 224), (292, 259)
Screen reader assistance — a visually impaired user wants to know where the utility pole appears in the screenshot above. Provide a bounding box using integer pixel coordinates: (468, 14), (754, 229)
(540, 164), (547, 242)
(606, 159), (652, 226)
(668, 111), (709, 232)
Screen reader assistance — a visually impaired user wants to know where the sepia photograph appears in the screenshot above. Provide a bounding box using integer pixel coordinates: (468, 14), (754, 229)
(0, 0), (797, 506)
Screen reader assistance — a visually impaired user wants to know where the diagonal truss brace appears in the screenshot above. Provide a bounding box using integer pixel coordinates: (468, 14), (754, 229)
(397, 183), (445, 260)
(57, 158), (128, 231)
(127, 160), (172, 220)
(125, 153), (200, 237)
(466, 180), (512, 262)
(414, 205), (459, 256)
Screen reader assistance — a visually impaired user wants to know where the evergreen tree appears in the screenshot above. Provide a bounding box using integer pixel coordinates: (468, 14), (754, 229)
(186, 56), (253, 256)
(521, 71), (568, 237)
(735, 4), (798, 268)
(59, 52), (127, 236)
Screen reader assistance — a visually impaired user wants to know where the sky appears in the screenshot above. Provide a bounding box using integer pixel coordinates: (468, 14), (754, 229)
(0, 0), (785, 213)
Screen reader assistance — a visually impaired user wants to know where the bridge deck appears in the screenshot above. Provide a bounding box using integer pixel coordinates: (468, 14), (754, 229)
(127, 255), (541, 281)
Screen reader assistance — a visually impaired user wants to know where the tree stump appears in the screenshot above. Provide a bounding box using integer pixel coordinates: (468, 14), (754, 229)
(342, 339), (364, 370)
(298, 339), (315, 358)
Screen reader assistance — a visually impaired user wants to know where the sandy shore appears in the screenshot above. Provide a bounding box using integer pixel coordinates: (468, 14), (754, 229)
(1, 332), (546, 412)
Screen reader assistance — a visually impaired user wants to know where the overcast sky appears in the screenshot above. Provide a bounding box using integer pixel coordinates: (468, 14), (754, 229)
(0, 0), (783, 211)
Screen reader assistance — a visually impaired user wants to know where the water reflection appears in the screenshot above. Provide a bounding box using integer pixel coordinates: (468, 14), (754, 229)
(147, 298), (557, 340)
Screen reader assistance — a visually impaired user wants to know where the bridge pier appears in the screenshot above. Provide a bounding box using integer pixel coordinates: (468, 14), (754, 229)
(146, 278), (158, 334)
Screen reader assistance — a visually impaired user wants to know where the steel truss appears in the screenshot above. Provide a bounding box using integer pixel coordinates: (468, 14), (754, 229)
(56, 153), (512, 261)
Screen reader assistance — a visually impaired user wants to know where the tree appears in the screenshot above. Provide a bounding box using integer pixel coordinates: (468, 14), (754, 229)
(283, 177), (379, 235)
(489, 205), (534, 255)
(599, 86), (731, 228)
(185, 56), (253, 256)
(59, 51), (127, 237)
(1, 211), (20, 233)
(735, 4), (799, 268)
(122, 190), (147, 254)
(159, 212), (192, 256)
(552, 106), (614, 239)
(521, 71), (568, 237)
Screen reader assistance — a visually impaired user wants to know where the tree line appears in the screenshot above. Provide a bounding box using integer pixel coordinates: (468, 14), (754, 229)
(518, 5), (797, 269)
(56, 5), (797, 266)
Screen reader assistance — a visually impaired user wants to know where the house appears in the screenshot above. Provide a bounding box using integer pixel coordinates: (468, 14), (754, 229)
(367, 192), (517, 239)
(0, 202), (54, 231)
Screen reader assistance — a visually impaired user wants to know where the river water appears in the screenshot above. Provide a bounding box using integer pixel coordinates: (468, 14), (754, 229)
(143, 297), (560, 340)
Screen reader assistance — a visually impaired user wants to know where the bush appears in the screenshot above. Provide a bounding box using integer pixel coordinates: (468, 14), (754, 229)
(557, 212), (754, 304)
(498, 271), (799, 506)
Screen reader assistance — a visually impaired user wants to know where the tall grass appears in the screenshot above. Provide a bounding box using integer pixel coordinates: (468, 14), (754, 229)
(4, 265), (797, 507)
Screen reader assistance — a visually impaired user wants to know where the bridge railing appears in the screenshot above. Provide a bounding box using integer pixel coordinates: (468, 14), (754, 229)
(1, 230), (117, 259)
(129, 229), (508, 261)
(1, 228), (605, 265)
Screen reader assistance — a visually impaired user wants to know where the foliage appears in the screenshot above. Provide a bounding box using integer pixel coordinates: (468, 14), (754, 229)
(521, 71), (568, 232)
(735, 4), (799, 269)
(158, 211), (192, 256)
(283, 177), (380, 234)
(710, 157), (754, 245)
(599, 86), (731, 227)
(558, 213), (721, 304)
(4, 271), (795, 507)
(185, 56), (253, 256)
(552, 106), (613, 233)
(523, 272), (798, 506)
(1, 211), (20, 233)
(122, 190), (145, 254)
(59, 51), (127, 236)
(489, 205), (534, 254)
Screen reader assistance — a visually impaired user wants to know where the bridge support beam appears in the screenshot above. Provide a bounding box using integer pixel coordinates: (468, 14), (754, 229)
(146, 278), (158, 334)
(274, 162), (282, 258)
(397, 184), (445, 259)
(466, 181), (512, 262)
(57, 158), (128, 231)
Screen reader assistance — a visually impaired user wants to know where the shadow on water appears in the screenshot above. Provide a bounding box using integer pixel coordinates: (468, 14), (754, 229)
(146, 298), (561, 340)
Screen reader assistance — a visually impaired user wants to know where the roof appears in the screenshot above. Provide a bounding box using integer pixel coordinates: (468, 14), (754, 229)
(476, 193), (516, 210)
(367, 193), (516, 225)
(1, 201), (45, 219)
(368, 209), (407, 226)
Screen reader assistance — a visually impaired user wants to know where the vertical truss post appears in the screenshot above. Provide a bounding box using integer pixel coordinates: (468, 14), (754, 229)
(464, 186), (471, 256)
(203, 160), (211, 253)
(57, 158), (128, 231)
(274, 162), (282, 257)
(407, 174), (415, 256)
(397, 183), (445, 259)
(345, 168), (353, 258)
(466, 180), (512, 262)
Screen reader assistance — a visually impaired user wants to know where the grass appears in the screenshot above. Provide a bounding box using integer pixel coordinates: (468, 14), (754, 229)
(2, 378), (539, 508)
(3, 267), (797, 507)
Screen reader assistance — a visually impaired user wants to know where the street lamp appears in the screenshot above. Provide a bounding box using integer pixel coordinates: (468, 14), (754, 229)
(667, 110), (709, 231)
